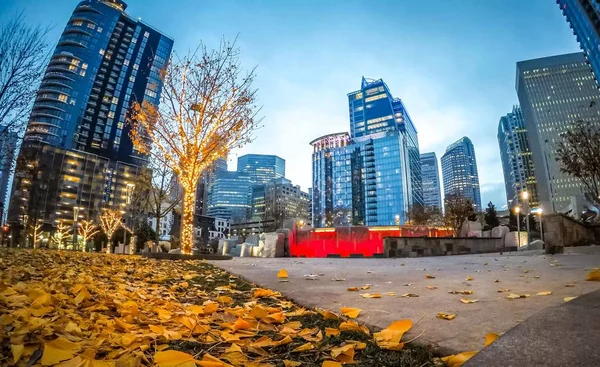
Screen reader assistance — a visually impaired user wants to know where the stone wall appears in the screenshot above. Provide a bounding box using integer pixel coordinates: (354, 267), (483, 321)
(383, 237), (509, 258)
(543, 213), (600, 249)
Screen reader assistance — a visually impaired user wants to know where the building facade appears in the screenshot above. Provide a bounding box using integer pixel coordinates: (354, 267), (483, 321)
(557, 0), (600, 86)
(516, 53), (600, 212)
(0, 129), (19, 220)
(206, 171), (253, 222)
(497, 105), (539, 209)
(237, 154), (285, 185)
(8, 0), (173, 245)
(311, 78), (423, 228)
(250, 178), (309, 227)
(420, 152), (442, 209)
(441, 137), (482, 210)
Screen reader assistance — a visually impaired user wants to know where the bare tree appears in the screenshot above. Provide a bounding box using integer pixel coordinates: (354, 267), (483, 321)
(147, 160), (179, 244)
(555, 120), (600, 204)
(130, 38), (262, 254)
(405, 204), (442, 226)
(0, 13), (50, 155)
(443, 194), (475, 237)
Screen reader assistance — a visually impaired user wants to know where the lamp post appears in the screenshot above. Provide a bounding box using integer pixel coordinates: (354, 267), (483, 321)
(72, 206), (80, 251)
(538, 208), (544, 242)
(515, 206), (521, 248)
(123, 183), (135, 253)
(522, 191), (530, 245)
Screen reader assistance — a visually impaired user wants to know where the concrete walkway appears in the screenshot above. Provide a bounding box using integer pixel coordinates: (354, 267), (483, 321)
(210, 251), (600, 354)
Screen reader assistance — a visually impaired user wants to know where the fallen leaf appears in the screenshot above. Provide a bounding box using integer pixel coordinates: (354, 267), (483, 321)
(564, 296), (578, 302)
(565, 284), (576, 287)
(401, 293), (419, 298)
(361, 285), (371, 290)
(586, 269), (600, 281)
(534, 275), (540, 279)
(277, 269), (288, 278)
(466, 276), (474, 281)
(340, 307), (361, 319)
(253, 288), (276, 298)
(322, 362), (343, 367)
(494, 279), (499, 282)
(441, 351), (477, 367)
(536, 291), (552, 296)
(283, 361), (302, 367)
(425, 274), (436, 279)
(449, 290), (473, 295)
(11, 344), (24, 364)
(484, 332), (499, 347)
(436, 312), (456, 320)
(360, 293), (381, 298)
(506, 293), (530, 299)
(460, 298), (478, 304)
(347, 287), (359, 292)
(497, 288), (510, 293)
(291, 342), (314, 352)
(426, 286), (438, 290)
(330, 343), (355, 363)
(383, 292), (396, 296)
(41, 337), (81, 366)
(331, 278), (346, 281)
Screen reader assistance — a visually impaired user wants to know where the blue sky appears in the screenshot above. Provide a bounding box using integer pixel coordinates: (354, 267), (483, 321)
(2, 0), (581, 209)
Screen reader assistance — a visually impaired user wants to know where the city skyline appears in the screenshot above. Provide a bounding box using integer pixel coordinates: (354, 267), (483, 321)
(2, 0), (582, 209)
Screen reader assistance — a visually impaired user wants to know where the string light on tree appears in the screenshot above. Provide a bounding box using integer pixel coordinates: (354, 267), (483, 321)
(52, 221), (72, 249)
(99, 208), (123, 254)
(78, 219), (100, 252)
(130, 38), (262, 254)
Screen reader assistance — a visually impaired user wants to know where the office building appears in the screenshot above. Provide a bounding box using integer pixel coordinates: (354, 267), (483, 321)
(237, 154), (285, 185)
(8, 0), (173, 243)
(0, 129), (19, 219)
(311, 78), (423, 228)
(250, 178), (310, 227)
(206, 171), (253, 222)
(441, 137), (482, 210)
(497, 106), (539, 209)
(516, 53), (600, 212)
(557, 0), (600, 85)
(420, 152), (442, 209)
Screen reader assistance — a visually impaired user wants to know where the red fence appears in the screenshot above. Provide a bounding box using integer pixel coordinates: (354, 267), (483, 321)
(289, 226), (454, 257)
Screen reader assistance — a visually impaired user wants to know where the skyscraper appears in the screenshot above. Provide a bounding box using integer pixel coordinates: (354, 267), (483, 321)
(516, 53), (600, 212)
(250, 178), (309, 226)
(441, 137), (481, 210)
(236, 154), (285, 185)
(8, 0), (173, 241)
(311, 78), (422, 228)
(207, 171), (253, 222)
(420, 152), (442, 209)
(497, 106), (538, 209)
(557, 0), (600, 85)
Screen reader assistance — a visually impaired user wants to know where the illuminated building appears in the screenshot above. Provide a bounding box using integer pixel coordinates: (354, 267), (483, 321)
(8, 0), (172, 244)
(516, 53), (600, 212)
(250, 178), (310, 226)
(206, 171), (253, 222)
(497, 105), (538, 209)
(311, 78), (423, 228)
(441, 137), (481, 210)
(420, 152), (442, 209)
(237, 154), (285, 185)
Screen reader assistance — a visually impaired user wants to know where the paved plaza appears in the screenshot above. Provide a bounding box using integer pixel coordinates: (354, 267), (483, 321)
(211, 250), (600, 353)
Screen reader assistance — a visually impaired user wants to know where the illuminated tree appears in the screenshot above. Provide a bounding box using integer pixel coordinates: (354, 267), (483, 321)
(51, 221), (72, 249)
(130, 38), (261, 254)
(29, 223), (42, 249)
(99, 208), (123, 253)
(78, 219), (100, 252)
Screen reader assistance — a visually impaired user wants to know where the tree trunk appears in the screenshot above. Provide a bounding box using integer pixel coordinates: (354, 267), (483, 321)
(180, 187), (196, 255)
(154, 211), (161, 247)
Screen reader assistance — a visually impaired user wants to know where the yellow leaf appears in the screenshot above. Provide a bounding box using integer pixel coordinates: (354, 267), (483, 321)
(340, 307), (361, 319)
(401, 293), (419, 298)
(232, 318), (253, 331)
(155, 307), (172, 320)
(283, 361), (302, 367)
(373, 319), (412, 345)
(277, 269), (288, 278)
(291, 342), (314, 352)
(426, 286), (438, 290)
(449, 290), (473, 295)
(325, 327), (340, 337)
(331, 344), (355, 359)
(536, 291), (552, 296)
(41, 337), (81, 366)
(360, 293), (381, 298)
(31, 306), (54, 317)
(31, 292), (52, 308)
(441, 351), (477, 367)
(383, 292), (396, 296)
(506, 293), (530, 300)
(425, 274), (436, 279)
(564, 296), (578, 302)
(253, 288), (277, 298)
(436, 312), (456, 320)
(274, 335), (293, 346)
(204, 301), (218, 314)
(11, 344), (24, 364)
(361, 285), (371, 290)
(460, 298), (478, 304)
(318, 309), (339, 320)
(466, 276), (474, 281)
(149, 324), (164, 334)
(216, 295), (233, 304)
(55, 356), (85, 367)
(346, 340), (367, 350)
(347, 287), (359, 292)
(185, 305), (204, 315)
(484, 332), (499, 347)
(262, 311), (285, 324)
(483, 262), (488, 265)
(224, 344), (242, 353)
(153, 350), (196, 367)
(586, 269), (600, 281)
(339, 321), (369, 335)
(322, 362), (343, 367)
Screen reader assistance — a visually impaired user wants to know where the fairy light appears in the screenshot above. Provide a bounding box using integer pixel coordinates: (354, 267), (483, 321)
(78, 220), (100, 252)
(52, 221), (72, 250)
(99, 208), (123, 254)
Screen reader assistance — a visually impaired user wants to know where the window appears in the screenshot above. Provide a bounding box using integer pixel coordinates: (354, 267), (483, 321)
(58, 94), (68, 102)
(97, 27), (103, 33)
(87, 23), (96, 29)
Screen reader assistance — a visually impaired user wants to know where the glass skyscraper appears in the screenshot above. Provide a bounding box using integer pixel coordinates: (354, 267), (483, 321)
(311, 78), (422, 228)
(420, 152), (442, 209)
(497, 106), (538, 209)
(207, 171), (253, 222)
(557, 0), (600, 86)
(516, 53), (600, 212)
(8, 0), (173, 241)
(236, 154), (285, 185)
(441, 137), (481, 210)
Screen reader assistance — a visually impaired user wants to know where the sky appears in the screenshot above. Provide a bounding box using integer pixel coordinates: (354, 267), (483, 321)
(2, 0), (582, 209)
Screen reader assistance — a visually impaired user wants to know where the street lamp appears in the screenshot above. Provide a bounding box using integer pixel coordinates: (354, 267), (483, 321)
(515, 206), (521, 248)
(537, 208), (544, 242)
(521, 191), (530, 245)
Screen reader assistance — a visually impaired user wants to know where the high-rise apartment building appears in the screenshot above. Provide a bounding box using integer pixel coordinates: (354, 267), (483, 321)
(557, 0), (600, 85)
(0, 129), (19, 219)
(237, 154), (285, 185)
(497, 106), (538, 209)
(206, 171), (253, 222)
(420, 152), (442, 209)
(311, 78), (422, 228)
(250, 178), (309, 225)
(441, 137), (481, 210)
(8, 0), (173, 243)
(516, 53), (600, 212)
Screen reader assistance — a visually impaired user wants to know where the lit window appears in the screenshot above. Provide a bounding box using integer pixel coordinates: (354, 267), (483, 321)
(99, 49), (105, 55)
(82, 63), (88, 70)
(58, 94), (68, 102)
(97, 27), (103, 33)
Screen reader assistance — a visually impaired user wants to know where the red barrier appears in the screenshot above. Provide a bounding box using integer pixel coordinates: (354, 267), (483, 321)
(290, 226), (453, 257)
